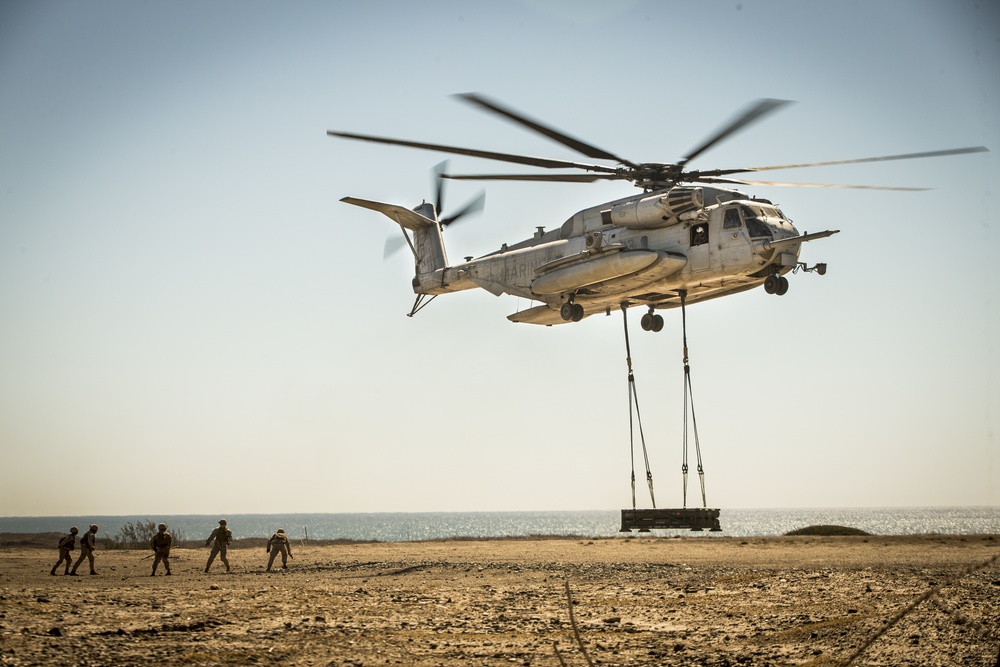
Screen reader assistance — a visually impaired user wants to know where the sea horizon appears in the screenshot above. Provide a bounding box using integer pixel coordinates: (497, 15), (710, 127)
(2, 506), (998, 542)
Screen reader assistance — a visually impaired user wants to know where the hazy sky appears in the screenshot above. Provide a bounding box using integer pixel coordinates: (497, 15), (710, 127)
(2, 0), (997, 517)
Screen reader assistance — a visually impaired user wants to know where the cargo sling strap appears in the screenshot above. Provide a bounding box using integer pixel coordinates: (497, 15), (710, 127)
(679, 290), (708, 510)
(621, 290), (710, 511)
(619, 291), (720, 533)
(621, 304), (656, 510)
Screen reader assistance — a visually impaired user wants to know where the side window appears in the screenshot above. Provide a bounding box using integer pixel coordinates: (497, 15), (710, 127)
(690, 223), (709, 246)
(723, 208), (742, 230)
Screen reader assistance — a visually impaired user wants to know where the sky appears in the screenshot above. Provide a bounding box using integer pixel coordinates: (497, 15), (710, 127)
(1, 0), (997, 517)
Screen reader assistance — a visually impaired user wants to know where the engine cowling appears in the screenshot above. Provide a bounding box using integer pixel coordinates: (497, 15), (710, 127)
(609, 187), (704, 229)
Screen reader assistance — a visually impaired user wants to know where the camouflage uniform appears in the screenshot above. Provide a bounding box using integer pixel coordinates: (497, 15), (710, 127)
(70, 524), (98, 575)
(204, 519), (232, 572)
(150, 524), (172, 576)
(50, 527), (78, 575)
(265, 529), (293, 571)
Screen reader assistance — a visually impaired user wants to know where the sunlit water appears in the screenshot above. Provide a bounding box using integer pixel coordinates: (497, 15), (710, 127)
(2, 507), (998, 542)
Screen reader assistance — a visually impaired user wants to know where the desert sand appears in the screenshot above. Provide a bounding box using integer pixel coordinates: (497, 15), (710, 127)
(1, 534), (997, 666)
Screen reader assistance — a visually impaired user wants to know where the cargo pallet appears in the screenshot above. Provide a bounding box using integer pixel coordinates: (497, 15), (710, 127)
(620, 508), (722, 532)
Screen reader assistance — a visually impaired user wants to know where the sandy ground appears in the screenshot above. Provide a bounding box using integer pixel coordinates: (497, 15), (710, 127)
(1, 535), (998, 666)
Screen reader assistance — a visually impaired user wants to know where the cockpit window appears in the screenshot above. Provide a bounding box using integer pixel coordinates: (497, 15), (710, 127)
(745, 217), (771, 239)
(723, 208), (742, 230)
(741, 205), (773, 239)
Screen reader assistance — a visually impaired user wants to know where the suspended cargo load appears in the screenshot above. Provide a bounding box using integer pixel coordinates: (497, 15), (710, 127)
(620, 508), (722, 532)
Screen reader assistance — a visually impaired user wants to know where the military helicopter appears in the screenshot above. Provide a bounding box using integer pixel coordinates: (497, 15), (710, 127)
(329, 94), (987, 329)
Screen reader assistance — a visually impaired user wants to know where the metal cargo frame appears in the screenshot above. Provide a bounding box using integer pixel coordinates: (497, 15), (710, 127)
(620, 508), (722, 532)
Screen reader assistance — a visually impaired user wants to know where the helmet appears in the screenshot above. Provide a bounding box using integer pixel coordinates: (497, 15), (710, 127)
(70, 526), (79, 534)
(89, 524), (98, 531)
(158, 523), (167, 531)
(218, 519), (227, 525)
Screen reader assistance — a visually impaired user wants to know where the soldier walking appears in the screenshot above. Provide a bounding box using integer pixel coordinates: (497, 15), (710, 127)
(70, 524), (99, 575)
(204, 519), (232, 573)
(265, 529), (293, 571)
(50, 526), (78, 575)
(150, 523), (172, 576)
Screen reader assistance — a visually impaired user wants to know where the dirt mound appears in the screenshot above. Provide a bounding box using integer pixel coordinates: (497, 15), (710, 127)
(785, 524), (872, 536)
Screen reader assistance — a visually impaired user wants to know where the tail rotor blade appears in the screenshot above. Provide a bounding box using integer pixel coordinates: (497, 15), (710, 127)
(383, 235), (407, 260)
(440, 191), (486, 227)
(433, 160), (449, 219)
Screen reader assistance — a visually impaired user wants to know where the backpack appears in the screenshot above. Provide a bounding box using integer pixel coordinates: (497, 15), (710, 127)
(58, 534), (75, 550)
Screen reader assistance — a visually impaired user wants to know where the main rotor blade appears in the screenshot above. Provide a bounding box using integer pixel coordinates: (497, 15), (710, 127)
(443, 172), (622, 183)
(456, 93), (639, 169)
(681, 98), (793, 166)
(713, 145), (990, 175)
(328, 130), (618, 173)
(697, 176), (930, 191)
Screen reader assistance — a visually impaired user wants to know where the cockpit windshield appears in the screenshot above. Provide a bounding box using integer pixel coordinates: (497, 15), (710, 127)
(740, 205), (772, 239)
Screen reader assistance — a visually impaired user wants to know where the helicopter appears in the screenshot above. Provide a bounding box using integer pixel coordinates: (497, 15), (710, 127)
(329, 94), (987, 329)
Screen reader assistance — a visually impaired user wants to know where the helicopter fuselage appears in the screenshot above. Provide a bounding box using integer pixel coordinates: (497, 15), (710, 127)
(410, 185), (834, 325)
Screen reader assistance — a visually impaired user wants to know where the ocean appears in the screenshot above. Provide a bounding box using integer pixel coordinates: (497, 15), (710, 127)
(1, 507), (998, 542)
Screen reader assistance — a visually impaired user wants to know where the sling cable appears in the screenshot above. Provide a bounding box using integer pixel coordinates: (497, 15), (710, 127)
(620, 291), (722, 533)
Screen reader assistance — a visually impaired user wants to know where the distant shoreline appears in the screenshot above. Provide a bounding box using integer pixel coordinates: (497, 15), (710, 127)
(3, 507), (998, 541)
(0, 531), (634, 550)
(3, 531), (996, 550)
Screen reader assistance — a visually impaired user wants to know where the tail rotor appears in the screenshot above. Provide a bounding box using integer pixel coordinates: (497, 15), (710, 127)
(434, 160), (486, 228)
(383, 162), (485, 260)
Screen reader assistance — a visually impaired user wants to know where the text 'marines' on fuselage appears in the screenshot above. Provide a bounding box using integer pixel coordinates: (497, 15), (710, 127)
(330, 94), (987, 328)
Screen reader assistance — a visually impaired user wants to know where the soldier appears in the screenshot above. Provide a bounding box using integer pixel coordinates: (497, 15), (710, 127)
(204, 519), (232, 573)
(50, 526), (78, 576)
(265, 528), (293, 571)
(150, 523), (172, 576)
(70, 524), (99, 575)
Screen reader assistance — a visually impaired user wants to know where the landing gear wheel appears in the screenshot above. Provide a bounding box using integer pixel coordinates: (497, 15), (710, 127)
(571, 303), (584, 322)
(560, 303), (574, 321)
(775, 276), (789, 296)
(640, 311), (664, 332)
(764, 275), (778, 294)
